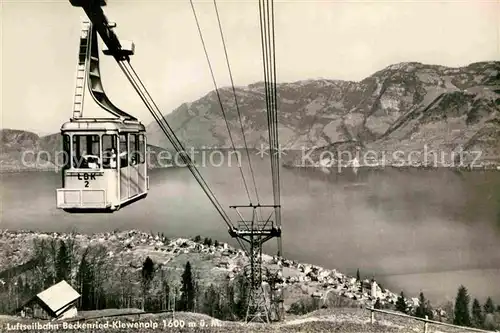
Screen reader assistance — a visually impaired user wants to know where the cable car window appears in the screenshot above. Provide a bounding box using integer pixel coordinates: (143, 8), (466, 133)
(129, 133), (138, 165)
(72, 135), (100, 169)
(62, 134), (71, 170)
(119, 134), (128, 168)
(138, 134), (145, 164)
(102, 134), (117, 169)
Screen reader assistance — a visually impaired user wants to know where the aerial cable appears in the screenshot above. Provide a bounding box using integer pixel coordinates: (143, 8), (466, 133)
(212, 0), (261, 207)
(114, 60), (234, 229)
(122, 61), (233, 227)
(269, 0), (282, 255)
(258, 0), (273, 161)
(189, 0), (253, 205)
(121, 62), (229, 216)
(259, 0), (276, 198)
(259, 0), (282, 256)
(269, 0), (280, 218)
(267, 0), (280, 218)
(258, 0), (275, 198)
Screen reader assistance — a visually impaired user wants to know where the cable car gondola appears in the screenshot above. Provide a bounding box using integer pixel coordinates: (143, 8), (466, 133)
(56, 21), (148, 213)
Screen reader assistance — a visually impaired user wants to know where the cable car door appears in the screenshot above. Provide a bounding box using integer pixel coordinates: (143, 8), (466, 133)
(119, 134), (129, 200)
(129, 133), (139, 197)
(137, 134), (147, 193)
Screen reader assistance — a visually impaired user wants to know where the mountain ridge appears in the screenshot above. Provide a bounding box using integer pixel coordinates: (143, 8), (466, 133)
(145, 60), (499, 168)
(0, 129), (171, 172)
(1, 61), (499, 171)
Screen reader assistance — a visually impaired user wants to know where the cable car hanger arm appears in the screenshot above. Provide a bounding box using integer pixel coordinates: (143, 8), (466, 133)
(70, 0), (130, 61)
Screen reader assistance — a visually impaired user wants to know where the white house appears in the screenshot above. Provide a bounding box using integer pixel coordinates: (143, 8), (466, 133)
(371, 279), (382, 299)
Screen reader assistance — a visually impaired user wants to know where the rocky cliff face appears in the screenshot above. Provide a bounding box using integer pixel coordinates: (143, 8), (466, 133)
(0, 130), (57, 171)
(147, 61), (500, 167)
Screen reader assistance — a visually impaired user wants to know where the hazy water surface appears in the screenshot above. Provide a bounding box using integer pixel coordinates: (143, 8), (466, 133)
(1, 158), (499, 305)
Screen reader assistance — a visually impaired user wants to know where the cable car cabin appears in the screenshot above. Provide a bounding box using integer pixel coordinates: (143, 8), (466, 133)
(56, 119), (149, 213)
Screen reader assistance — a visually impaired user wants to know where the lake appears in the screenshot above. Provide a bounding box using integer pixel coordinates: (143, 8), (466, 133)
(1, 155), (499, 306)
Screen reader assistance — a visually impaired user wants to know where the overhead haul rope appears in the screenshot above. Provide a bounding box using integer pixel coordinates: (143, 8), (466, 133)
(269, 0), (281, 229)
(114, 59), (234, 229)
(119, 55), (253, 254)
(189, 0), (254, 206)
(259, 0), (282, 256)
(212, 0), (261, 207)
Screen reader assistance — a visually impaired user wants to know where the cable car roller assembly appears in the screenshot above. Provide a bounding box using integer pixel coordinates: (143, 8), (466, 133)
(61, 0), (283, 322)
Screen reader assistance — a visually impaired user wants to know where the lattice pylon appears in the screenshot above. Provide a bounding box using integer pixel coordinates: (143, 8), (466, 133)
(228, 204), (282, 323)
(246, 280), (270, 323)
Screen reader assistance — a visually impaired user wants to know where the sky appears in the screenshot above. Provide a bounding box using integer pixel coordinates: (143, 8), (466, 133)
(1, 0), (498, 135)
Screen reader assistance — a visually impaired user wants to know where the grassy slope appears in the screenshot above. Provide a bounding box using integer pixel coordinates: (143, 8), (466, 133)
(0, 308), (484, 333)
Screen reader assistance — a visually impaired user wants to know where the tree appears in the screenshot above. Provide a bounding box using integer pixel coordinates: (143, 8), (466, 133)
(56, 240), (70, 282)
(395, 291), (408, 314)
(453, 285), (471, 327)
(483, 313), (498, 331)
(141, 257), (155, 283)
(87, 245), (109, 310)
(374, 298), (381, 309)
(203, 238), (212, 247)
(77, 250), (93, 310)
(180, 261), (195, 311)
(356, 269), (362, 293)
(414, 292), (433, 319)
(415, 292), (427, 318)
(234, 274), (249, 319)
(484, 297), (495, 314)
(193, 272), (202, 312)
(32, 238), (53, 288)
(48, 238), (59, 285)
(221, 281), (235, 320)
(425, 300), (434, 320)
(471, 298), (483, 328)
(203, 284), (222, 318)
(141, 257), (155, 310)
(64, 233), (78, 285)
(441, 301), (454, 323)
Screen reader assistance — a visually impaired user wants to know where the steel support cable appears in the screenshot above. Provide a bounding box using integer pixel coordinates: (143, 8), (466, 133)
(268, 0), (281, 223)
(263, 0), (281, 245)
(269, 0), (282, 257)
(126, 68), (253, 252)
(258, 0), (275, 186)
(257, 0), (274, 224)
(266, 0), (278, 201)
(212, 0), (261, 207)
(124, 62), (231, 223)
(258, 0), (277, 230)
(259, 1), (276, 195)
(189, 0), (253, 205)
(265, 0), (278, 202)
(259, 0), (282, 256)
(266, 0), (278, 206)
(123, 61), (234, 228)
(115, 60), (234, 229)
(266, 0), (280, 234)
